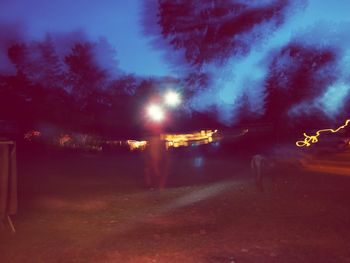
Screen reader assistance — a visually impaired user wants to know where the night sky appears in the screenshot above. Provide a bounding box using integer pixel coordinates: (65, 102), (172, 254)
(1, 0), (350, 127)
(0, 0), (170, 77)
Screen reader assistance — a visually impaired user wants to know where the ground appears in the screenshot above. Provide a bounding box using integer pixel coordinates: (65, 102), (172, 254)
(1, 146), (350, 263)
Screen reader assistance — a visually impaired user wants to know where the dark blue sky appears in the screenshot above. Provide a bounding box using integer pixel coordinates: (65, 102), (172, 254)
(0, 0), (170, 77)
(2, 0), (350, 125)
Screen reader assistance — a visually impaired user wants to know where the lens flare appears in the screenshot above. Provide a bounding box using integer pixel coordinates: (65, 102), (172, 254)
(296, 119), (350, 147)
(164, 90), (181, 107)
(147, 104), (165, 122)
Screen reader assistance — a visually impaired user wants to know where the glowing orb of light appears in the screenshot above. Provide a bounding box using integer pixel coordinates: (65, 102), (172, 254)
(164, 90), (181, 107)
(147, 104), (165, 122)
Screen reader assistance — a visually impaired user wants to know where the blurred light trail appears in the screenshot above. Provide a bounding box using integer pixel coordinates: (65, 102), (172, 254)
(296, 119), (350, 147)
(161, 180), (237, 212)
(59, 134), (72, 146)
(124, 130), (218, 151)
(109, 180), (239, 236)
(24, 130), (41, 141)
(147, 104), (165, 122)
(20, 129), (219, 152)
(126, 140), (147, 151)
(163, 130), (218, 149)
(300, 155), (350, 177)
(164, 90), (181, 108)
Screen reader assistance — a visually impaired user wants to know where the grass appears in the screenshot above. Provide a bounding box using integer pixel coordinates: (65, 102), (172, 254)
(1, 148), (350, 262)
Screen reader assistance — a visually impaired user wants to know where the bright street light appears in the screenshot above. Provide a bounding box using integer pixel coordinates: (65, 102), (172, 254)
(147, 104), (165, 122)
(164, 90), (181, 107)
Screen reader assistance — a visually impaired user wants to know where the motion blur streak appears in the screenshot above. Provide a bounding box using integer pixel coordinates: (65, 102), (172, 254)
(296, 119), (350, 147)
(126, 140), (147, 151)
(126, 130), (218, 150)
(110, 180), (239, 235)
(161, 180), (236, 212)
(59, 134), (72, 146)
(163, 130), (218, 149)
(24, 130), (41, 141)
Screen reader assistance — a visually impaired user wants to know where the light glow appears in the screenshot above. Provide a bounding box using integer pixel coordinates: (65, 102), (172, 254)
(127, 140), (147, 151)
(147, 104), (165, 122)
(296, 119), (350, 147)
(164, 90), (181, 107)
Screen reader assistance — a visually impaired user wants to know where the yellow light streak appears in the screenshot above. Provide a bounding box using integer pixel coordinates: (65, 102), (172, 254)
(127, 140), (148, 151)
(162, 129), (218, 149)
(296, 119), (350, 147)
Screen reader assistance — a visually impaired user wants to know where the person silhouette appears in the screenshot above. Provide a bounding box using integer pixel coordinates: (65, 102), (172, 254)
(144, 133), (169, 190)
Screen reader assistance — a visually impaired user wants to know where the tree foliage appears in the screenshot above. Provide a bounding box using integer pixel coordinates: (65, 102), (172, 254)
(157, 0), (288, 66)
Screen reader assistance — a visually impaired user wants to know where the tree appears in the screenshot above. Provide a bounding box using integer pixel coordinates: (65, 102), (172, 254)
(64, 42), (107, 100)
(264, 44), (337, 134)
(142, 0), (294, 127)
(36, 34), (65, 89)
(152, 0), (288, 67)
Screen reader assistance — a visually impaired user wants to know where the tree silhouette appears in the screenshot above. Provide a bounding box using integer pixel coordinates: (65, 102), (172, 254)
(264, 44), (337, 133)
(155, 0), (288, 66)
(64, 42), (107, 100)
(36, 34), (65, 89)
